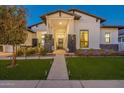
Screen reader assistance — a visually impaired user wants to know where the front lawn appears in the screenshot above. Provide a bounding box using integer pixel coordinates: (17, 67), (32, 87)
(66, 57), (124, 80)
(0, 59), (53, 80)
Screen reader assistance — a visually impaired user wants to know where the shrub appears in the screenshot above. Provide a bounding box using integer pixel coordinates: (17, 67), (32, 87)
(99, 49), (106, 56)
(75, 49), (83, 56)
(106, 49), (115, 56)
(41, 48), (48, 56)
(0, 46), (3, 52)
(75, 49), (124, 56)
(37, 47), (48, 56)
(82, 50), (88, 56)
(25, 47), (38, 56)
(116, 51), (124, 56)
(87, 48), (94, 56)
(16, 48), (24, 56)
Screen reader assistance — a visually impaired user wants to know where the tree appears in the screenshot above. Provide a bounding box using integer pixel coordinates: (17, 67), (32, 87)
(0, 6), (27, 67)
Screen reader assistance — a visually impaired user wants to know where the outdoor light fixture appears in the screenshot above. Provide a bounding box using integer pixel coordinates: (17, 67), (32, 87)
(59, 22), (62, 25)
(58, 34), (64, 38)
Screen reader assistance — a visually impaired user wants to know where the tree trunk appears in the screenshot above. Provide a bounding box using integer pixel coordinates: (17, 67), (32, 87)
(7, 45), (16, 68)
(11, 45), (16, 66)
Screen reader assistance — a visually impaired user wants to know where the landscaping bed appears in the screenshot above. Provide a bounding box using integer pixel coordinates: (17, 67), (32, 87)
(16, 47), (55, 57)
(75, 49), (124, 56)
(0, 59), (53, 80)
(66, 57), (124, 80)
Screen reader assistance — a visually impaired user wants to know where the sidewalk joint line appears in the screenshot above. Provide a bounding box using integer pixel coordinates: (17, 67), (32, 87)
(79, 80), (85, 88)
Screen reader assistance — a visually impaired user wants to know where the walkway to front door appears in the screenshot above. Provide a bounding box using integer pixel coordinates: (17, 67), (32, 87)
(47, 54), (69, 80)
(53, 49), (66, 55)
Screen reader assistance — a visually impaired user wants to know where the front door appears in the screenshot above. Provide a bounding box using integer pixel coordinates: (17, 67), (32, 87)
(57, 38), (63, 49)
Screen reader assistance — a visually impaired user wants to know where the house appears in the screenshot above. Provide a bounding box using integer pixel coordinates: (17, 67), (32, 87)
(27, 9), (124, 52)
(2, 9), (124, 53)
(119, 29), (124, 43)
(0, 29), (36, 53)
(118, 29), (124, 51)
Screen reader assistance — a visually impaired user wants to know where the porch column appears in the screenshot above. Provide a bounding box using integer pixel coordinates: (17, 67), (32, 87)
(44, 34), (54, 52)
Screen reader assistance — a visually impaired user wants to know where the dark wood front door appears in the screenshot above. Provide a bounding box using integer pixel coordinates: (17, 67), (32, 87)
(57, 38), (63, 49)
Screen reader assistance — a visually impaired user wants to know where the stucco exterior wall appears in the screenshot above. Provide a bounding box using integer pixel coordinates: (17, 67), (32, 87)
(36, 30), (47, 46)
(100, 28), (118, 44)
(24, 31), (36, 46)
(73, 11), (101, 49)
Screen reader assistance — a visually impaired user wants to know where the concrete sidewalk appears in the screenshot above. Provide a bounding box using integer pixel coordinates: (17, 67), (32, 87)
(47, 54), (69, 80)
(1, 80), (124, 88)
(0, 56), (53, 60)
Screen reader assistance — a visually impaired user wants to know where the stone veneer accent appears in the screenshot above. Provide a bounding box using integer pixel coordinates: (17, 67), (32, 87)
(68, 34), (76, 52)
(100, 44), (118, 51)
(44, 34), (54, 52)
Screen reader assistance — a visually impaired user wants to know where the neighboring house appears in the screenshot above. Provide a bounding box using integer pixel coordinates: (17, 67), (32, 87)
(21, 29), (36, 47)
(118, 29), (124, 51)
(119, 29), (124, 43)
(0, 29), (36, 53)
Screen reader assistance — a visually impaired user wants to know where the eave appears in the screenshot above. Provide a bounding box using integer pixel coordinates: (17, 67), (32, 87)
(68, 9), (106, 23)
(101, 25), (124, 30)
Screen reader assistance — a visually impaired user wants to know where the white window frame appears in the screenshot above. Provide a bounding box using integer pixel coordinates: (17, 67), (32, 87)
(105, 32), (111, 43)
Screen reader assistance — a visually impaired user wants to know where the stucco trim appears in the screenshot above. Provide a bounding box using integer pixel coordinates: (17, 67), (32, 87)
(40, 10), (81, 20)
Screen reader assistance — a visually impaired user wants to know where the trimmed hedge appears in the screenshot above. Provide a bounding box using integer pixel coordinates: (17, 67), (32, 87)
(16, 47), (48, 56)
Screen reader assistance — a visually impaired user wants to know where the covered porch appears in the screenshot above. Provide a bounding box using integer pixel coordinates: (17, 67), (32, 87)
(42, 10), (78, 52)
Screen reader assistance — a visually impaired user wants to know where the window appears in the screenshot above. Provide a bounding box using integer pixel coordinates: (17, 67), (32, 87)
(105, 32), (110, 43)
(41, 34), (45, 46)
(119, 37), (121, 42)
(80, 30), (89, 48)
(122, 37), (124, 42)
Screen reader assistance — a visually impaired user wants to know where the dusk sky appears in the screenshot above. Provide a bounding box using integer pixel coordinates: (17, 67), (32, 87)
(24, 5), (124, 26)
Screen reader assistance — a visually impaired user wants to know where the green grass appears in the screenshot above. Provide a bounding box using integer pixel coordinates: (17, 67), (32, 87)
(66, 57), (124, 80)
(0, 59), (53, 80)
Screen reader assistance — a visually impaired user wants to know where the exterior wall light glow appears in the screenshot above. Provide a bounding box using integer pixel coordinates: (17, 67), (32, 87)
(59, 22), (62, 25)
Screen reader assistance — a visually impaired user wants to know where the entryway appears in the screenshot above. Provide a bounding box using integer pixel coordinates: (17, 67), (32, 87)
(57, 38), (64, 49)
